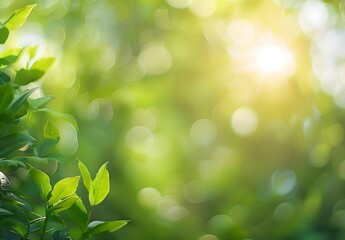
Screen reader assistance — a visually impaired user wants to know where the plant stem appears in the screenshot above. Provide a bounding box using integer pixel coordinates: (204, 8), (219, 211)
(40, 207), (49, 240)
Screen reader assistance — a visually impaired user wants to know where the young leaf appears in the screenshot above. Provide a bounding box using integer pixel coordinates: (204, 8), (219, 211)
(0, 24), (9, 44)
(91, 162), (110, 206)
(36, 108), (79, 131)
(44, 120), (60, 140)
(31, 58), (55, 71)
(48, 195), (79, 214)
(14, 69), (44, 85)
(0, 48), (23, 66)
(4, 4), (37, 31)
(29, 167), (52, 201)
(48, 176), (80, 206)
(0, 83), (13, 113)
(28, 96), (54, 109)
(78, 161), (93, 195)
(81, 221), (128, 239)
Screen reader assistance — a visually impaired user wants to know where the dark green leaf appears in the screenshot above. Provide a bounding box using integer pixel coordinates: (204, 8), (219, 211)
(0, 83), (13, 113)
(66, 198), (87, 230)
(0, 24), (9, 44)
(0, 159), (26, 168)
(48, 176), (80, 206)
(29, 167), (52, 201)
(9, 88), (37, 113)
(28, 95), (54, 109)
(52, 229), (69, 240)
(0, 133), (35, 157)
(0, 208), (13, 215)
(14, 69), (44, 85)
(0, 71), (10, 85)
(4, 4), (37, 31)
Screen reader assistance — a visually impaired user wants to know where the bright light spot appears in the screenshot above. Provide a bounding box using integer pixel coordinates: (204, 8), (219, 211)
(87, 98), (114, 123)
(271, 169), (297, 196)
(190, 119), (217, 146)
(138, 42), (172, 75)
(273, 202), (295, 221)
(299, 0), (329, 33)
(189, 0), (216, 18)
(255, 44), (295, 77)
(231, 107), (258, 137)
(56, 122), (78, 156)
(125, 126), (155, 154)
(137, 187), (162, 208)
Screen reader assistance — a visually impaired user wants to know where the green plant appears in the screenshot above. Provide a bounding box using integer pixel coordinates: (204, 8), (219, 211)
(0, 5), (127, 239)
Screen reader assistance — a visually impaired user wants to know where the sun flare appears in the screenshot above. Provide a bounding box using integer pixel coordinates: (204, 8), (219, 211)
(254, 44), (295, 78)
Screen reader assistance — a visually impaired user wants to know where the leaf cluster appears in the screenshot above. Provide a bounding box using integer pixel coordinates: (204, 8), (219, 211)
(0, 5), (127, 240)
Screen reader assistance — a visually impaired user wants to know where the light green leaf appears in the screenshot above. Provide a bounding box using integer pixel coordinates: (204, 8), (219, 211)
(91, 162), (110, 206)
(0, 48), (23, 66)
(29, 167), (52, 201)
(44, 120), (59, 140)
(48, 195), (79, 214)
(0, 83), (13, 113)
(4, 4), (37, 31)
(28, 96), (54, 109)
(78, 161), (93, 195)
(31, 58), (55, 71)
(0, 24), (9, 44)
(49, 176), (80, 206)
(14, 69), (44, 85)
(81, 220), (128, 239)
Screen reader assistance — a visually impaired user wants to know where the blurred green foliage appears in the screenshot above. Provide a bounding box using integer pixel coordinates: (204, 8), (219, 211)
(3, 0), (345, 239)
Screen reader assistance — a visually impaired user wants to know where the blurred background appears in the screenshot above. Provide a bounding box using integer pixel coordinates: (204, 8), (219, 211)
(3, 0), (345, 239)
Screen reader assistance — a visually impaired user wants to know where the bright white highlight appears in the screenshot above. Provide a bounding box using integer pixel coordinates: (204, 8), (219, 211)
(255, 44), (295, 77)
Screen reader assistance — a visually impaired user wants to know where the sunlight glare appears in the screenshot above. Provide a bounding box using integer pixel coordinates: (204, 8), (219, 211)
(255, 44), (295, 77)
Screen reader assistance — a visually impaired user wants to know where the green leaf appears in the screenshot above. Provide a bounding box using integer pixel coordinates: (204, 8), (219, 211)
(29, 167), (52, 201)
(0, 83), (13, 113)
(66, 198), (88, 230)
(0, 133), (35, 157)
(28, 96), (54, 109)
(14, 69), (44, 85)
(9, 88), (37, 113)
(0, 24), (9, 44)
(48, 176), (80, 206)
(52, 229), (69, 240)
(44, 120), (60, 140)
(0, 48), (23, 66)
(81, 221), (128, 239)
(49, 195), (79, 214)
(31, 58), (55, 71)
(0, 208), (13, 215)
(4, 4), (37, 31)
(0, 71), (10, 85)
(78, 161), (93, 195)
(91, 162), (110, 206)
(0, 159), (26, 168)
